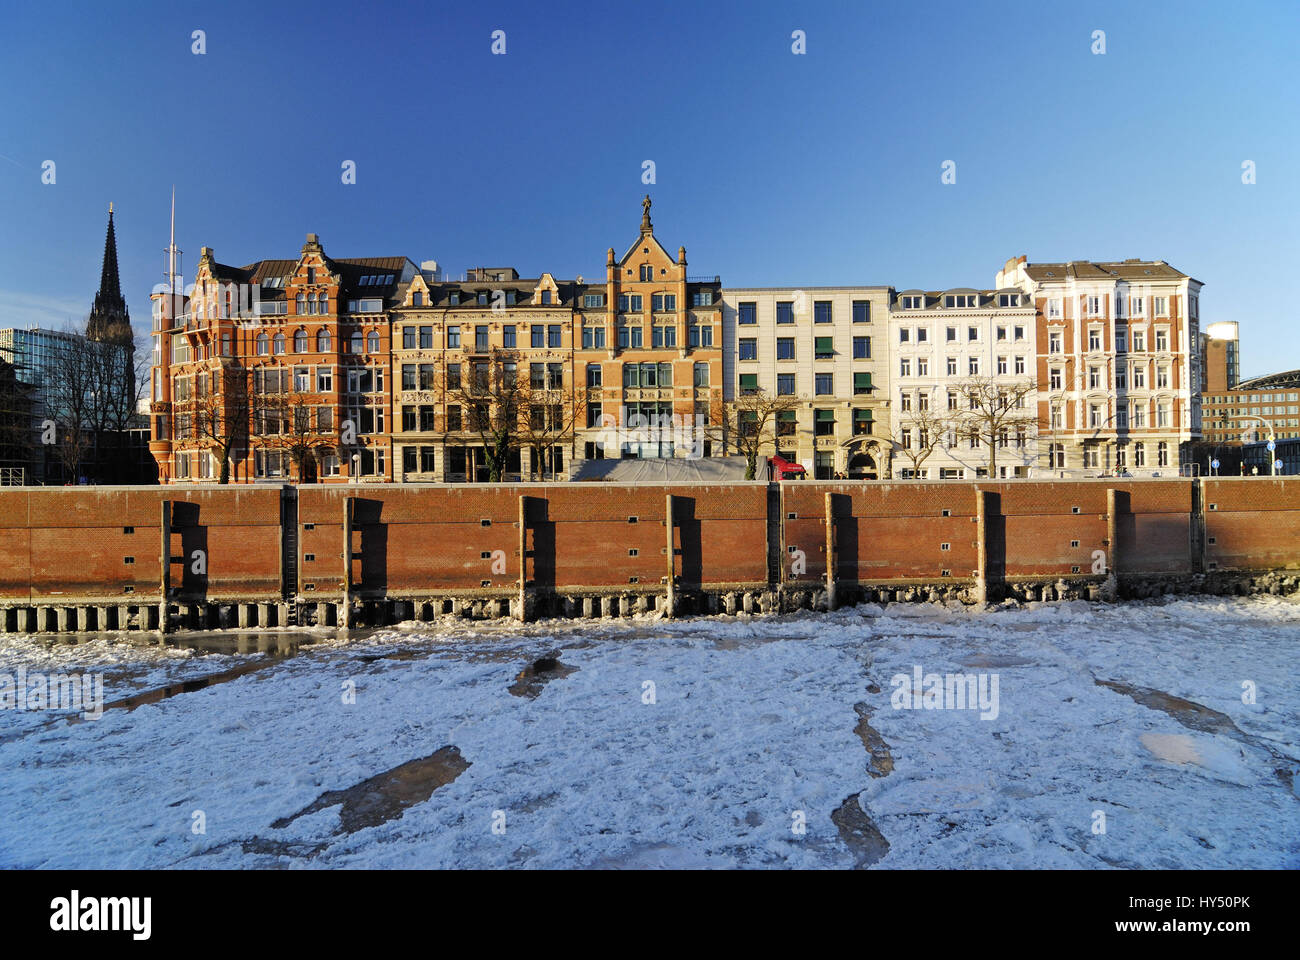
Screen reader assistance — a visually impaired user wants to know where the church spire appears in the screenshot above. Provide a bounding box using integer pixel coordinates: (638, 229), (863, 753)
(88, 204), (131, 343)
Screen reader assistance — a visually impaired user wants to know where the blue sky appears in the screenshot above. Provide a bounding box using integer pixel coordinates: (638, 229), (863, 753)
(1, 0), (1297, 377)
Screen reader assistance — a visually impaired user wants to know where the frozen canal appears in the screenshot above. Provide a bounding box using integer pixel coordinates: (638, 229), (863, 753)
(1, 595), (1297, 869)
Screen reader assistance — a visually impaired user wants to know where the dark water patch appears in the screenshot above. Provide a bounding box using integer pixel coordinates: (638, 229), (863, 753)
(1094, 679), (1238, 737)
(508, 652), (578, 699)
(1095, 677), (1298, 790)
(271, 745), (470, 834)
(103, 659), (277, 712)
(831, 792), (890, 867)
(853, 702), (894, 778)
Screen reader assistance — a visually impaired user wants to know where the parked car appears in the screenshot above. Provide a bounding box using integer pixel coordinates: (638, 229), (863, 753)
(769, 454), (806, 480)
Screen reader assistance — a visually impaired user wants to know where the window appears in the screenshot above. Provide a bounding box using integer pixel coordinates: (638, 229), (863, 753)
(946, 357), (957, 376)
(1153, 296), (1168, 317)
(1086, 295), (1102, 316)
(650, 293), (676, 312)
(584, 294), (604, 309)
(1157, 441), (1169, 467)
(1132, 365), (1146, 389)
(996, 326), (1007, 341)
(651, 324), (677, 348)
(294, 366), (310, 392)
(917, 357), (929, 376)
(503, 324), (516, 348)
(1115, 331), (1127, 353)
(586, 363), (602, 388)
(532, 325), (545, 348)
(1047, 299), (1062, 319)
(367, 330), (379, 354)
(997, 356), (1008, 375)
(776, 302), (794, 325)
(916, 327), (928, 343)
(814, 301), (832, 324)
(1048, 331), (1062, 354)
(639, 265), (653, 282)
(853, 372), (872, 395)
(899, 328), (910, 343)
(738, 338), (757, 361)
(1050, 367), (1063, 390)
(1014, 356), (1025, 375)
(777, 373), (795, 395)
(1089, 365), (1102, 389)
(901, 295), (923, 309)
(814, 409), (835, 436)
(1156, 365), (1170, 388)
(968, 358), (979, 375)
(852, 336), (870, 359)
(900, 358), (912, 377)
(1088, 328), (1102, 351)
(476, 326), (489, 351)
(1132, 329), (1146, 352)
(738, 373), (759, 394)
(946, 294), (977, 308)
(447, 326), (461, 348)
(815, 336), (834, 359)
(689, 324), (712, 348)
(582, 325), (606, 349)
(256, 332), (269, 356)
(1155, 329), (1169, 352)
(998, 293), (1019, 307)
(968, 326), (979, 342)
(853, 409), (872, 435)
(738, 302), (757, 325)
(1133, 442), (1146, 467)
(814, 373), (833, 396)
(691, 289), (714, 307)
(293, 328), (308, 352)
(618, 294), (643, 312)
(776, 337), (795, 360)
(852, 300), (870, 323)
(548, 325), (561, 347)
(1089, 403), (1103, 428)
(694, 362), (709, 387)
(273, 333), (285, 355)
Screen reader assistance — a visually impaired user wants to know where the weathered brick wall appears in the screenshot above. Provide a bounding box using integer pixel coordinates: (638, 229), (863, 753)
(2, 479), (1297, 604)
(1203, 478), (1300, 571)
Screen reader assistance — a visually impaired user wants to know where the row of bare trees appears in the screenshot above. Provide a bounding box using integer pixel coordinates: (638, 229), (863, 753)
(716, 377), (1039, 480)
(35, 321), (149, 483)
(171, 349), (592, 483)
(889, 377), (1039, 477)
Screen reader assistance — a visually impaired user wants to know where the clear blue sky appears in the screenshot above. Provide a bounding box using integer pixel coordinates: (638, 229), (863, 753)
(1, 0), (1297, 378)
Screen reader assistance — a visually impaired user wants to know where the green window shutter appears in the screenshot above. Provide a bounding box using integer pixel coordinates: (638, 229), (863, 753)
(778, 409), (797, 422)
(815, 409), (835, 422)
(814, 337), (834, 353)
(739, 373), (759, 390)
(854, 372), (873, 389)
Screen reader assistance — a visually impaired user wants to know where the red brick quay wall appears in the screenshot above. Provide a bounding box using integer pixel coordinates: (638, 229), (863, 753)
(0, 478), (1296, 632)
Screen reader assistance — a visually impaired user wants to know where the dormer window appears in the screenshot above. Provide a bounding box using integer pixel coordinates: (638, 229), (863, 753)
(945, 294), (977, 308)
(448, 291), (460, 305)
(541, 290), (552, 305)
(477, 291), (489, 306)
(412, 292), (423, 306)
(900, 295), (923, 309)
(998, 293), (1019, 307)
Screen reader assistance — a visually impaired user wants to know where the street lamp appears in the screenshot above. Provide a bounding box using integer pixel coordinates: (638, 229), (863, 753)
(1226, 415), (1275, 476)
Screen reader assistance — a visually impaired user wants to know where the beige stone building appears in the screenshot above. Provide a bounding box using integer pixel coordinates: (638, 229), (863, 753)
(721, 287), (892, 478)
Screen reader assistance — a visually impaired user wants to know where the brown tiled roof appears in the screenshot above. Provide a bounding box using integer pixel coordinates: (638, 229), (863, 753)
(1023, 260), (1189, 281)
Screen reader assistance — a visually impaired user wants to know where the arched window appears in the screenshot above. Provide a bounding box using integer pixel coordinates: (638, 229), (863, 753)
(317, 328), (331, 352)
(367, 330), (380, 354)
(273, 333), (286, 355)
(350, 331), (363, 354)
(294, 329), (308, 353)
(256, 332), (269, 356)
(296, 293), (306, 315)
(317, 292), (328, 314)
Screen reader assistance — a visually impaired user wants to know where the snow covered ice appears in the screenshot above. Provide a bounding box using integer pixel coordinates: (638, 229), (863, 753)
(0, 595), (1297, 869)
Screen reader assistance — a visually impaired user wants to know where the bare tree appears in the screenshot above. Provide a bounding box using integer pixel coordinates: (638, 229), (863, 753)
(945, 376), (1038, 478)
(443, 350), (587, 482)
(890, 400), (949, 477)
(706, 389), (800, 480)
(255, 388), (340, 483)
(173, 366), (252, 484)
(0, 355), (35, 480)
